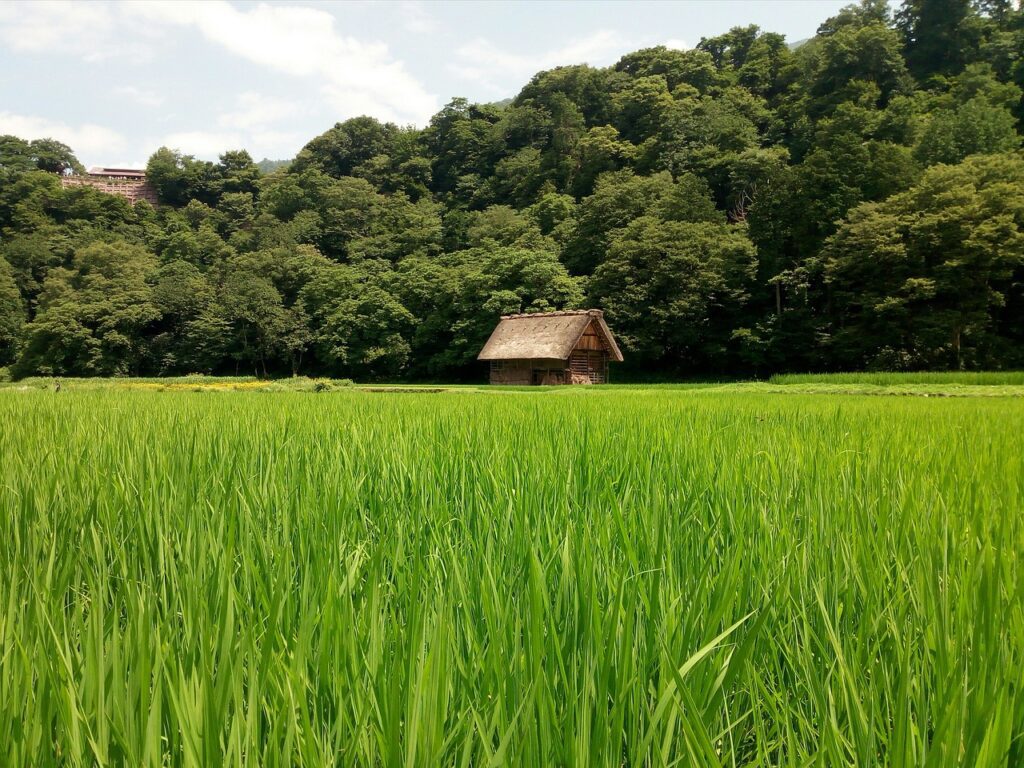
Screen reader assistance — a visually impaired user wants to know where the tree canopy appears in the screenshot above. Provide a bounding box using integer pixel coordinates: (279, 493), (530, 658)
(1, 0), (1022, 379)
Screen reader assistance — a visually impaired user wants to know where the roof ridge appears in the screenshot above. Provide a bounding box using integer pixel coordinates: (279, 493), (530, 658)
(500, 309), (603, 319)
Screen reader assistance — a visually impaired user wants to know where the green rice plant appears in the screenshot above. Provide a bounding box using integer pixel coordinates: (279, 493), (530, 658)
(769, 371), (1024, 386)
(0, 389), (1021, 766)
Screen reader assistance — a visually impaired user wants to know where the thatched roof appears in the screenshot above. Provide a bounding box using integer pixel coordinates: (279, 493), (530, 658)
(477, 310), (624, 362)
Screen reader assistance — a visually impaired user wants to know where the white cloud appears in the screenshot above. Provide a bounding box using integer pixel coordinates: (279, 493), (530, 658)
(248, 130), (305, 159)
(397, 1), (438, 35)
(0, 112), (128, 158)
(157, 130), (244, 158)
(0, 1), (109, 54)
(153, 91), (307, 161)
(113, 86), (164, 108)
(450, 30), (629, 94)
(152, 128), (303, 161)
(0, 1), (156, 62)
(0, 98), (301, 166)
(0, 1), (439, 125)
(665, 39), (689, 51)
(216, 92), (302, 132)
(161, 92), (307, 159)
(123, 1), (438, 124)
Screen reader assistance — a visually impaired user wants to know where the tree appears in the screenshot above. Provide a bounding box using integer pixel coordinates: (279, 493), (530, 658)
(421, 99), (504, 200)
(0, 135), (36, 173)
(589, 218), (757, 370)
(914, 65), (1023, 165)
(612, 75), (675, 144)
(465, 205), (552, 250)
(313, 175), (385, 260)
(393, 247), (583, 377)
(528, 192), (577, 239)
(823, 152), (1024, 369)
(301, 265), (414, 379)
(0, 257), (25, 365)
(0, 233), (61, 314)
(0, 171), (62, 232)
(515, 64), (626, 129)
(292, 117), (403, 178)
(148, 260), (218, 373)
(145, 148), (219, 206)
(785, 6), (914, 139)
(488, 147), (547, 207)
(897, 0), (979, 80)
(29, 139), (84, 175)
(648, 87), (771, 194)
(17, 241), (160, 375)
(569, 126), (637, 197)
(218, 266), (294, 376)
(699, 26), (793, 97)
(214, 246), (331, 375)
(215, 150), (260, 197)
(0, 136), (83, 175)
(563, 170), (721, 275)
(615, 47), (722, 94)
(2, 9), (1024, 382)
(916, 96), (1021, 164)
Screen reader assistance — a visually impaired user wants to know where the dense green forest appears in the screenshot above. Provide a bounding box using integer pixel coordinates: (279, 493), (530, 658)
(1, 0), (1023, 380)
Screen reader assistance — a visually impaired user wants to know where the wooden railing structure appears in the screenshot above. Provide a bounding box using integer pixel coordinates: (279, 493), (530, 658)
(60, 168), (159, 206)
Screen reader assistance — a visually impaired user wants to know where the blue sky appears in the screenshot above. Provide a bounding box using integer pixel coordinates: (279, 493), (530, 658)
(0, 1), (852, 168)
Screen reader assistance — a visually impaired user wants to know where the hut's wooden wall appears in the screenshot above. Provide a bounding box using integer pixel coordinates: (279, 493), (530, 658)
(490, 358), (573, 385)
(489, 360), (533, 385)
(568, 350), (608, 384)
(568, 320), (611, 383)
(490, 349), (609, 385)
(575, 322), (607, 351)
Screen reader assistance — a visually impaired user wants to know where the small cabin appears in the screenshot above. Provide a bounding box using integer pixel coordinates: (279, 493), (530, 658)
(477, 309), (624, 385)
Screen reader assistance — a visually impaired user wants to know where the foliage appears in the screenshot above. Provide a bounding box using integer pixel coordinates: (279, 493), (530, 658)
(590, 219), (756, 367)
(16, 241), (160, 376)
(0, 257), (25, 365)
(823, 152), (1024, 369)
(1, 0), (1023, 379)
(0, 135), (84, 175)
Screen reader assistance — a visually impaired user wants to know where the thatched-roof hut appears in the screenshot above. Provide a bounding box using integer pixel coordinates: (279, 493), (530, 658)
(477, 309), (624, 385)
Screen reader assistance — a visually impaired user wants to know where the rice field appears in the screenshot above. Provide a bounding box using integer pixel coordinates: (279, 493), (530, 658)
(1, 386), (1022, 766)
(769, 371), (1024, 386)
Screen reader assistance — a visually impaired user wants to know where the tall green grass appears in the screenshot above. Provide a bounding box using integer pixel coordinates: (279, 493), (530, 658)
(770, 371), (1024, 386)
(1, 389), (1021, 766)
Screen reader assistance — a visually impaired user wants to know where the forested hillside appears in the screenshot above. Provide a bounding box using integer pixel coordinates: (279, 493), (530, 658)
(1, 0), (1023, 380)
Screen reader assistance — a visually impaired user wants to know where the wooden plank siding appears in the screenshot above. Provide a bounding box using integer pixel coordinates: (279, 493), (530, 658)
(568, 321), (612, 383)
(575, 323), (606, 351)
(490, 359), (570, 385)
(569, 349), (608, 384)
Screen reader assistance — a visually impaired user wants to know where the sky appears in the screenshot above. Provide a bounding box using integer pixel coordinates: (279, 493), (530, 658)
(0, 0), (853, 168)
